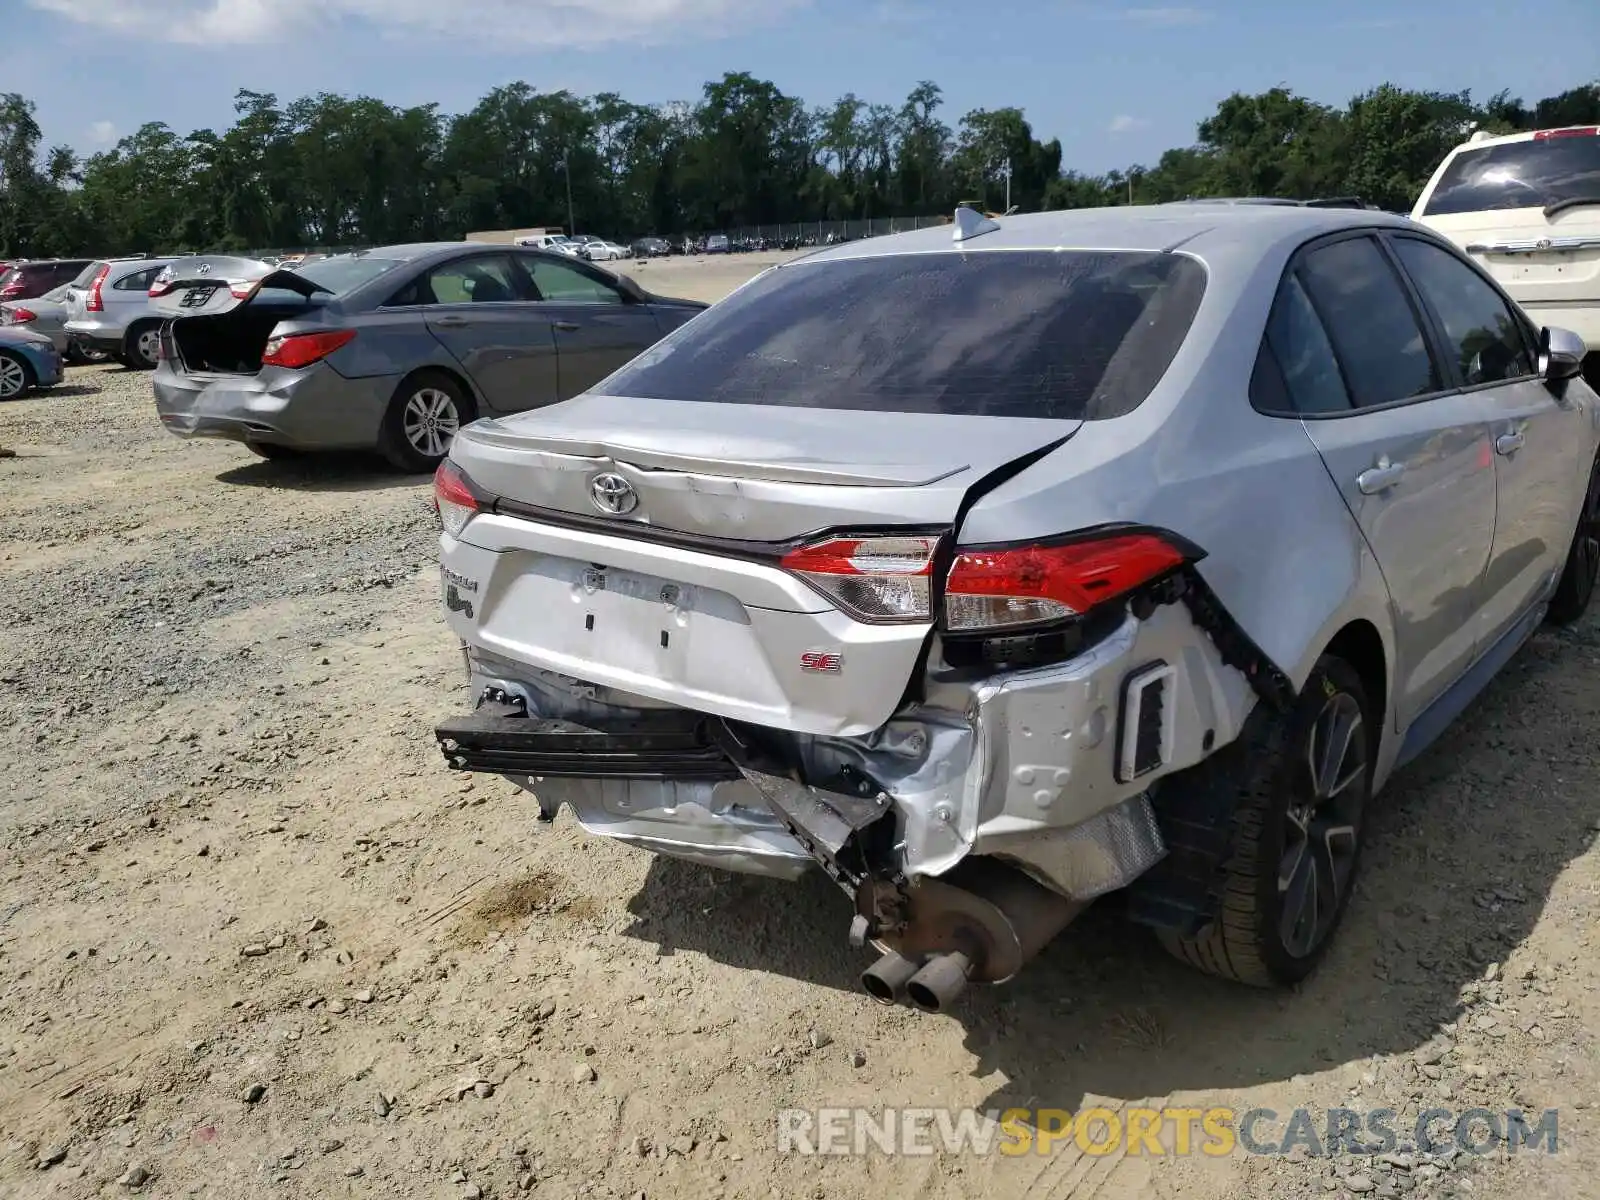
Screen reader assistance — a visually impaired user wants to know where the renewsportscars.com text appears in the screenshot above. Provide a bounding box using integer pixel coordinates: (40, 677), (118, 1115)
(776, 1106), (1559, 1157)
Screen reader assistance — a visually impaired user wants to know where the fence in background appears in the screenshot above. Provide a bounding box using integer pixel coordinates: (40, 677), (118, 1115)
(244, 215), (957, 259)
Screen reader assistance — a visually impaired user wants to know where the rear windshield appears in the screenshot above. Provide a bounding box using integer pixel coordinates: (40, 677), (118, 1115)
(290, 256), (405, 295)
(73, 261), (107, 287)
(593, 249), (1207, 419)
(1423, 133), (1600, 216)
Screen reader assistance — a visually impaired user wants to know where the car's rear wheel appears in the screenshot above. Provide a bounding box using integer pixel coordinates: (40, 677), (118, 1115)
(124, 322), (162, 370)
(378, 371), (476, 473)
(0, 351), (36, 401)
(1159, 655), (1371, 987)
(1546, 454), (1600, 626)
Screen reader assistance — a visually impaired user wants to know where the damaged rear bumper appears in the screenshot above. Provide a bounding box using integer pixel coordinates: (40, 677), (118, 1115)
(436, 596), (1258, 905)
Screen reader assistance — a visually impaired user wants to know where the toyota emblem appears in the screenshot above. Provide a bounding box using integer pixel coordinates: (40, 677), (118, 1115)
(589, 472), (638, 516)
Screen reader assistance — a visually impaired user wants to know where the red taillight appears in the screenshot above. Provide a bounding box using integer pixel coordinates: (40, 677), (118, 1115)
(261, 328), (356, 369)
(0, 283), (24, 299)
(1534, 127), (1598, 139)
(85, 263), (110, 311)
(434, 460), (480, 537)
(779, 535), (940, 623)
(943, 533), (1189, 633)
(9, 307), (36, 323)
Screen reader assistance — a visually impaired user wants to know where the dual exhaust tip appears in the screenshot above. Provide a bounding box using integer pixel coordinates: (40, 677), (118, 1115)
(861, 950), (972, 1014)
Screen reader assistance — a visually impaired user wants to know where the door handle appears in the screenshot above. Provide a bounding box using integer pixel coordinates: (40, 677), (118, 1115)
(1495, 432), (1525, 456)
(433, 314), (468, 328)
(553, 321), (581, 332)
(1357, 461), (1406, 495)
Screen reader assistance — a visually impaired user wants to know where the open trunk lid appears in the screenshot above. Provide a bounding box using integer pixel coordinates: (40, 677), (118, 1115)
(149, 255), (332, 319)
(453, 392), (1077, 542)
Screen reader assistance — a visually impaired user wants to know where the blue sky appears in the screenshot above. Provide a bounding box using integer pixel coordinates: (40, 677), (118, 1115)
(8, 0), (1598, 175)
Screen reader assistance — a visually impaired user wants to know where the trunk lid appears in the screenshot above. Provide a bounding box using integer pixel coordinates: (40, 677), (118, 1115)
(149, 255), (330, 319)
(1422, 208), (1600, 308)
(453, 392), (1077, 543)
(445, 396), (1076, 736)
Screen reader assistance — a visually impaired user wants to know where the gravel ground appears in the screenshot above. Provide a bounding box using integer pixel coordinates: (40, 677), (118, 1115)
(3, 260), (1600, 1200)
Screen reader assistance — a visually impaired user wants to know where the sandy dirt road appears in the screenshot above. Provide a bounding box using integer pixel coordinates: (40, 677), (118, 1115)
(2, 249), (1600, 1200)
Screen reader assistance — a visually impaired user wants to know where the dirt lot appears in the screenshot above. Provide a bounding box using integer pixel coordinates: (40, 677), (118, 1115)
(3, 251), (1600, 1200)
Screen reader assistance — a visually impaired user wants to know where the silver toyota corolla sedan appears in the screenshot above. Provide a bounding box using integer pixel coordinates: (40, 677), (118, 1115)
(432, 204), (1600, 1010)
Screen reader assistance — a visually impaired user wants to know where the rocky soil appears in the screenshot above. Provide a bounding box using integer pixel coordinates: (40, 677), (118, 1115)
(3, 259), (1600, 1200)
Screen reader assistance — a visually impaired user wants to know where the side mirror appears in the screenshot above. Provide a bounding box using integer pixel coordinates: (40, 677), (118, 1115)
(1540, 325), (1586, 383)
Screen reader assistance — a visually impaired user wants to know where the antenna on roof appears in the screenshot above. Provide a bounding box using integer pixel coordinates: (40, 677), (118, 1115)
(951, 204), (1001, 244)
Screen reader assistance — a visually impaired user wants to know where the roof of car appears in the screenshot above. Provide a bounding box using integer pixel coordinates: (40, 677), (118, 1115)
(795, 204), (1419, 265)
(355, 242), (489, 262)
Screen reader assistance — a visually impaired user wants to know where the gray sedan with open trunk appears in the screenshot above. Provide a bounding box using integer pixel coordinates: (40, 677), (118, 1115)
(150, 243), (705, 471)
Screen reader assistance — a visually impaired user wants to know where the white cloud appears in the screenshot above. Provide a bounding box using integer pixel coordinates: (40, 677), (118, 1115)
(1108, 114), (1149, 134)
(25, 0), (803, 47)
(1119, 6), (1211, 25)
(87, 119), (117, 145)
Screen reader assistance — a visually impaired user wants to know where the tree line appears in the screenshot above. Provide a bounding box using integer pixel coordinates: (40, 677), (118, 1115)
(1, 76), (1597, 258)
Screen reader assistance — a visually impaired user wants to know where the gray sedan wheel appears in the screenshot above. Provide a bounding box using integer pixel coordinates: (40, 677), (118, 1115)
(0, 352), (34, 400)
(378, 372), (477, 473)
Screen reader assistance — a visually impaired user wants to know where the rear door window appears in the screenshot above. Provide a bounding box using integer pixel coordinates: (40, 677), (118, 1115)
(423, 255), (524, 305)
(1295, 236), (1441, 408)
(113, 266), (162, 292)
(593, 250), (1207, 419)
(1389, 237), (1537, 385)
(1422, 132), (1600, 216)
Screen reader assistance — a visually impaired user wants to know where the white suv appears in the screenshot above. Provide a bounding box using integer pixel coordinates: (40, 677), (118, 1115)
(1413, 125), (1600, 386)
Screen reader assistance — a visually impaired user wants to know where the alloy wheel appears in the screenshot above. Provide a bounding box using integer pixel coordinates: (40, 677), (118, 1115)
(1277, 691), (1365, 959)
(0, 356), (26, 399)
(136, 327), (161, 366)
(1574, 464), (1600, 594)
(402, 387), (461, 459)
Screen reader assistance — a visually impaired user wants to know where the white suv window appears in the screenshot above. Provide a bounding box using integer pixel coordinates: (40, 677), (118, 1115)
(1422, 133), (1600, 217)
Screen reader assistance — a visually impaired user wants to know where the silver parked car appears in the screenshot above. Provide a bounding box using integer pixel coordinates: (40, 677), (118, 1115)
(0, 283), (109, 362)
(149, 243), (706, 471)
(62, 257), (175, 369)
(431, 204), (1600, 1010)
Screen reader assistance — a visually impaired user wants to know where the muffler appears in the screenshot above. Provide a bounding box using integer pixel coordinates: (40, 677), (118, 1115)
(905, 951), (972, 1014)
(860, 951), (919, 1005)
(858, 858), (1087, 1010)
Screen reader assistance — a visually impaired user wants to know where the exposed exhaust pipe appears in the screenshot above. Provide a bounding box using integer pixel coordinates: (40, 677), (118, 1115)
(905, 951), (972, 1013)
(860, 951), (920, 1005)
(857, 859), (1088, 1010)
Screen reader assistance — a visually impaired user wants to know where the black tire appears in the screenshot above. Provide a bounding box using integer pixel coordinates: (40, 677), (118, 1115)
(377, 370), (476, 473)
(123, 321), (162, 370)
(1159, 655), (1372, 987)
(246, 442), (302, 461)
(1546, 455), (1600, 626)
(0, 350), (36, 401)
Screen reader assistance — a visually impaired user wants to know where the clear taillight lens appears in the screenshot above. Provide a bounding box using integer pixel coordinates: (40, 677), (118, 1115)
(944, 533), (1190, 632)
(779, 534), (940, 623)
(434, 460), (479, 538)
